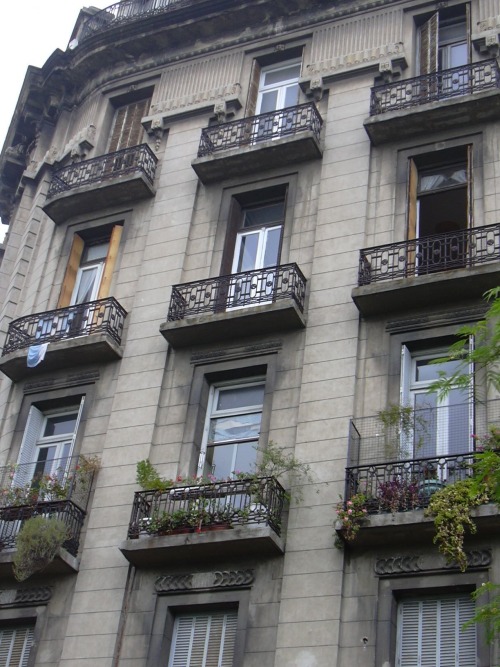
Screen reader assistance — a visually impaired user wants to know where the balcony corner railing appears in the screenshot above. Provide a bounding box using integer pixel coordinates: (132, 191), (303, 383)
(370, 59), (500, 115)
(358, 223), (500, 285)
(167, 263), (306, 321)
(197, 103), (322, 157)
(128, 476), (286, 539)
(47, 144), (157, 199)
(2, 297), (127, 355)
(0, 454), (97, 555)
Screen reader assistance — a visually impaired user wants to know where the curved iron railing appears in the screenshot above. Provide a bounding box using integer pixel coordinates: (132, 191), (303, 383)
(167, 263), (306, 321)
(2, 297), (127, 355)
(128, 476), (286, 539)
(345, 452), (478, 515)
(358, 223), (500, 285)
(47, 144), (157, 199)
(197, 103), (323, 157)
(0, 454), (97, 555)
(370, 59), (500, 115)
(80, 0), (187, 42)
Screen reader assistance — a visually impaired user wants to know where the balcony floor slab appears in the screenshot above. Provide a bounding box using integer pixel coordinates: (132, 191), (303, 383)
(160, 299), (306, 348)
(0, 547), (79, 578)
(192, 132), (322, 184)
(120, 524), (285, 567)
(0, 332), (123, 381)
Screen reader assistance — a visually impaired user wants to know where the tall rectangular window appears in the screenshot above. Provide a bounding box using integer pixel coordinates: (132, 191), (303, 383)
(417, 5), (469, 75)
(0, 626), (35, 667)
(396, 595), (476, 666)
(108, 98), (151, 153)
(168, 610), (237, 667)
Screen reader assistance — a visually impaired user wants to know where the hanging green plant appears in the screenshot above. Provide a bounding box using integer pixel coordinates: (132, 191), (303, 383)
(13, 516), (70, 582)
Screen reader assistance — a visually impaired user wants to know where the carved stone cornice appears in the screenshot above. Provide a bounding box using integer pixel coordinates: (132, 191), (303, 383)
(191, 340), (282, 365)
(0, 587), (52, 607)
(375, 549), (492, 576)
(23, 370), (100, 394)
(155, 569), (254, 593)
(386, 303), (487, 334)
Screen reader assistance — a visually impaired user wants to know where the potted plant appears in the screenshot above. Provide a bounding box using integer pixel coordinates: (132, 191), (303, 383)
(335, 493), (368, 544)
(13, 516), (70, 581)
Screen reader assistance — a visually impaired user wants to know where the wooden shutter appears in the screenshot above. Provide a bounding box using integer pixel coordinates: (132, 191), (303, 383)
(68, 396), (85, 461)
(169, 611), (237, 667)
(466, 144), (473, 229)
(220, 199), (243, 276)
(419, 12), (439, 75)
(14, 406), (45, 487)
(407, 158), (418, 275)
(396, 596), (476, 666)
(57, 234), (85, 308)
(108, 98), (150, 153)
(245, 60), (261, 117)
(97, 225), (122, 299)
(0, 626), (35, 667)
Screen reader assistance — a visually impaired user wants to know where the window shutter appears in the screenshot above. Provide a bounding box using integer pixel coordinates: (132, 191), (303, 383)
(245, 60), (261, 117)
(57, 234), (85, 308)
(97, 225), (122, 299)
(0, 626), (34, 667)
(14, 406), (45, 487)
(108, 98), (150, 153)
(169, 611), (237, 667)
(419, 12), (439, 75)
(466, 144), (473, 229)
(397, 596), (476, 667)
(68, 396), (85, 460)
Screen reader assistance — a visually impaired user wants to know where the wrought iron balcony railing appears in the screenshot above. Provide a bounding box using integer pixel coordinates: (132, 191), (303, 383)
(128, 476), (286, 539)
(345, 452), (478, 515)
(0, 454), (97, 555)
(47, 144), (157, 199)
(80, 0), (185, 42)
(167, 263), (306, 321)
(2, 297), (127, 355)
(197, 103), (323, 157)
(370, 59), (500, 115)
(358, 223), (500, 285)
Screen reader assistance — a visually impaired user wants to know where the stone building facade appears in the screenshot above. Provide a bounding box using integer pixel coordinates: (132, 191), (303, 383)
(0, 0), (499, 665)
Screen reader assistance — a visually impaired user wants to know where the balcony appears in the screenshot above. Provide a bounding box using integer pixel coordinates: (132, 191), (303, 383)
(43, 144), (157, 224)
(0, 298), (127, 381)
(120, 476), (286, 566)
(0, 454), (96, 576)
(352, 223), (500, 316)
(79, 0), (184, 42)
(337, 402), (500, 547)
(192, 103), (323, 184)
(160, 263), (306, 347)
(365, 59), (500, 145)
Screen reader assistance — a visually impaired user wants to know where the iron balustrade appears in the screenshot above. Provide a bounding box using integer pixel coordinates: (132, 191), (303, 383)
(80, 0), (186, 41)
(197, 103), (323, 157)
(345, 452), (479, 515)
(2, 297), (127, 355)
(370, 59), (500, 115)
(167, 263), (306, 321)
(128, 476), (286, 538)
(0, 454), (97, 555)
(358, 223), (500, 285)
(47, 144), (157, 199)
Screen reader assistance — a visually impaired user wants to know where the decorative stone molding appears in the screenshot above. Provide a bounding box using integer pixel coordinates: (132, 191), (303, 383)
(191, 340), (282, 365)
(375, 549), (492, 576)
(155, 570), (254, 594)
(473, 30), (500, 56)
(374, 58), (405, 84)
(299, 76), (324, 102)
(305, 43), (406, 79)
(24, 370), (100, 394)
(0, 587), (52, 607)
(386, 303), (487, 334)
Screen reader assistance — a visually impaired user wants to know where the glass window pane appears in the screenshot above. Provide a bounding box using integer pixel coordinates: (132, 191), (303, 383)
(263, 64), (301, 86)
(216, 385), (264, 411)
(415, 358), (462, 383)
(233, 441), (258, 474)
(259, 90), (278, 114)
(43, 413), (78, 437)
(243, 203), (284, 228)
(74, 266), (99, 304)
(449, 42), (467, 68)
(263, 227), (281, 266)
(284, 83), (299, 107)
(236, 234), (259, 272)
(207, 441), (258, 478)
(82, 242), (108, 263)
(208, 413), (262, 444)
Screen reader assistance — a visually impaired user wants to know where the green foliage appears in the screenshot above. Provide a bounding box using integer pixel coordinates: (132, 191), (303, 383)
(335, 493), (368, 545)
(252, 440), (314, 504)
(463, 582), (500, 644)
(430, 287), (500, 398)
(136, 459), (173, 491)
(424, 479), (489, 572)
(13, 516), (69, 581)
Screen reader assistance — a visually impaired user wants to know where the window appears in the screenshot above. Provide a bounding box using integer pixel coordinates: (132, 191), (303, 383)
(400, 345), (472, 460)
(57, 224), (123, 309)
(15, 398), (85, 488)
(198, 381), (265, 478)
(168, 610), (237, 667)
(0, 626), (34, 667)
(256, 60), (301, 115)
(396, 595), (476, 666)
(407, 146), (471, 274)
(108, 97), (150, 153)
(418, 6), (469, 75)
